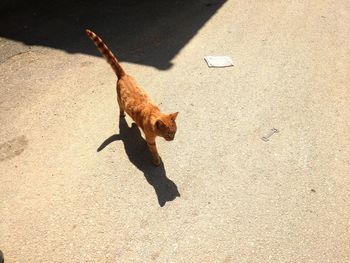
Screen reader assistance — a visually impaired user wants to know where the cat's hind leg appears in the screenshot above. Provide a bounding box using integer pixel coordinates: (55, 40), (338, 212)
(117, 97), (126, 118)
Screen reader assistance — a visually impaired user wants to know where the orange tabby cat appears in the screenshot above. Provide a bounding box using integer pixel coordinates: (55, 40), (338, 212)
(86, 29), (178, 166)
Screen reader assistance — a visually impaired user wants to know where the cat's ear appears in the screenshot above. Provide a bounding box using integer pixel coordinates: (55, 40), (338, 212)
(169, 112), (179, 121)
(155, 119), (165, 130)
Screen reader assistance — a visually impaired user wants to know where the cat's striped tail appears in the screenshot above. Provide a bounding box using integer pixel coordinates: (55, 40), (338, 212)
(85, 29), (125, 79)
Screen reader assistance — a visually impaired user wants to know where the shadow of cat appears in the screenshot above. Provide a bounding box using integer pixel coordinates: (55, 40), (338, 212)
(97, 117), (180, 207)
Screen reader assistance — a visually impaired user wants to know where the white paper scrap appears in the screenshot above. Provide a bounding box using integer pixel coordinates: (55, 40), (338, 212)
(204, 56), (233, 68)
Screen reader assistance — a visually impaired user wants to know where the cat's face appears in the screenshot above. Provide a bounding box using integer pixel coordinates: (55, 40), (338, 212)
(155, 112), (179, 141)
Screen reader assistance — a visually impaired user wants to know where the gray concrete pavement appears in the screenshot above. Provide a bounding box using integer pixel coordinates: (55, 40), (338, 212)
(1, 0), (350, 262)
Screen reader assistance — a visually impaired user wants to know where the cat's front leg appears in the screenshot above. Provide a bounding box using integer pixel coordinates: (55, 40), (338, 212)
(146, 136), (161, 166)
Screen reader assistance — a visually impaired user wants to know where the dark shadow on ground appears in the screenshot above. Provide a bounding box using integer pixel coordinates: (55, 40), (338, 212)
(97, 117), (180, 207)
(0, 0), (226, 70)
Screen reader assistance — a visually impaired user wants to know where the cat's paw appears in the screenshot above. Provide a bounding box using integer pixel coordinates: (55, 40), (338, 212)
(152, 157), (161, 166)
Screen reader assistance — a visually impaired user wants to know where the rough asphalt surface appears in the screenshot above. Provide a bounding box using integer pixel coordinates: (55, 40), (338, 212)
(1, 0), (350, 262)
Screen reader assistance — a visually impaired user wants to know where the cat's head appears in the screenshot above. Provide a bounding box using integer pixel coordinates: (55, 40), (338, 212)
(155, 112), (179, 141)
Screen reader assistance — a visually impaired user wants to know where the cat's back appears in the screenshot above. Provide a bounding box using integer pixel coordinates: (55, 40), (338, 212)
(117, 74), (152, 112)
(117, 75), (146, 96)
